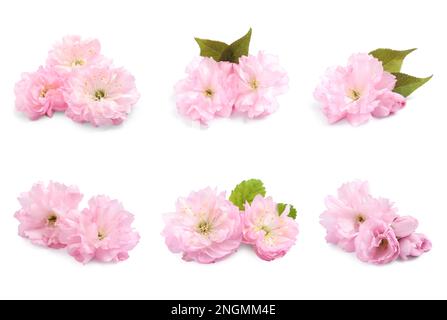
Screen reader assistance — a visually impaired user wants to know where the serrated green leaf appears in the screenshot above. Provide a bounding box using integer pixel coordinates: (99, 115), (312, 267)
(369, 48), (416, 73)
(229, 179), (266, 210)
(277, 203), (287, 215)
(277, 203), (297, 220)
(392, 72), (432, 97)
(220, 28), (252, 63)
(194, 38), (229, 61)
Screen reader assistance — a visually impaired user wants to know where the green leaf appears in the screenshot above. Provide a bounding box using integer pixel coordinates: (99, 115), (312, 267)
(220, 28), (252, 63)
(392, 72), (432, 97)
(229, 179), (266, 210)
(369, 48), (417, 73)
(194, 38), (229, 61)
(277, 203), (297, 220)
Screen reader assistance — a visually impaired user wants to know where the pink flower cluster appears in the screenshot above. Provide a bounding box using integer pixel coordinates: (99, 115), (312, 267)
(15, 182), (139, 264)
(162, 188), (242, 264)
(320, 181), (431, 264)
(175, 51), (289, 125)
(162, 187), (298, 263)
(15, 35), (139, 127)
(242, 195), (298, 261)
(314, 53), (406, 126)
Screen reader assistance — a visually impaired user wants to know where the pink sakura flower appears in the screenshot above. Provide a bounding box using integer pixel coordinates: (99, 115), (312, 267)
(355, 219), (400, 265)
(175, 57), (236, 125)
(60, 196), (140, 264)
(242, 195), (298, 261)
(46, 35), (103, 75)
(233, 52), (289, 119)
(398, 233), (432, 260)
(14, 182), (83, 249)
(15, 67), (67, 120)
(320, 181), (397, 252)
(314, 53), (406, 125)
(372, 91), (407, 118)
(162, 188), (242, 264)
(64, 65), (140, 126)
(391, 216), (419, 239)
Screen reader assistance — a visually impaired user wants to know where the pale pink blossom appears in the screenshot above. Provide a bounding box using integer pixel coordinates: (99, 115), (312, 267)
(60, 196), (140, 264)
(355, 219), (400, 264)
(242, 195), (298, 261)
(320, 181), (397, 252)
(15, 67), (67, 120)
(64, 65), (140, 126)
(162, 188), (242, 264)
(175, 57), (236, 125)
(46, 35), (103, 75)
(392, 216), (419, 239)
(372, 91), (406, 118)
(314, 53), (401, 125)
(14, 182), (83, 248)
(233, 51), (289, 119)
(399, 233), (432, 260)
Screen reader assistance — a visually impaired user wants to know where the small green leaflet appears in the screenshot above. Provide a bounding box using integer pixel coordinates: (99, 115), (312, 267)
(369, 48), (416, 73)
(194, 39), (229, 62)
(392, 73), (433, 98)
(277, 203), (297, 220)
(229, 180), (298, 219)
(219, 29), (252, 63)
(370, 48), (432, 97)
(229, 179), (266, 211)
(195, 28), (252, 63)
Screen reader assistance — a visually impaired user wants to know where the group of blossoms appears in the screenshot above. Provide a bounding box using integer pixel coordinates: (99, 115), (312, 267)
(13, 31), (432, 266)
(15, 36), (140, 127)
(162, 180), (299, 263)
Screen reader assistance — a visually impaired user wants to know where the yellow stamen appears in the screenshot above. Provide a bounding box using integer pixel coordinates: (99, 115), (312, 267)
(349, 89), (361, 101)
(98, 231), (106, 241)
(250, 79), (259, 90)
(261, 225), (272, 237)
(204, 88), (214, 98)
(94, 89), (106, 101)
(40, 88), (48, 98)
(197, 221), (212, 235)
(72, 59), (85, 67)
(47, 214), (57, 227)
(356, 214), (366, 224)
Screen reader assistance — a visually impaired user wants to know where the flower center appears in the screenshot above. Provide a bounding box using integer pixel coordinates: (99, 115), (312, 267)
(47, 214), (57, 227)
(356, 214), (366, 224)
(260, 225), (272, 237)
(94, 89), (106, 101)
(39, 88), (48, 98)
(203, 88), (214, 98)
(348, 89), (361, 101)
(250, 79), (259, 90)
(197, 221), (212, 235)
(97, 230), (106, 241)
(72, 59), (85, 67)
(379, 239), (389, 250)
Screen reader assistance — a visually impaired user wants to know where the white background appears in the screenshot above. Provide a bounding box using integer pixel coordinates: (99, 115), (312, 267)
(0, 0), (445, 300)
